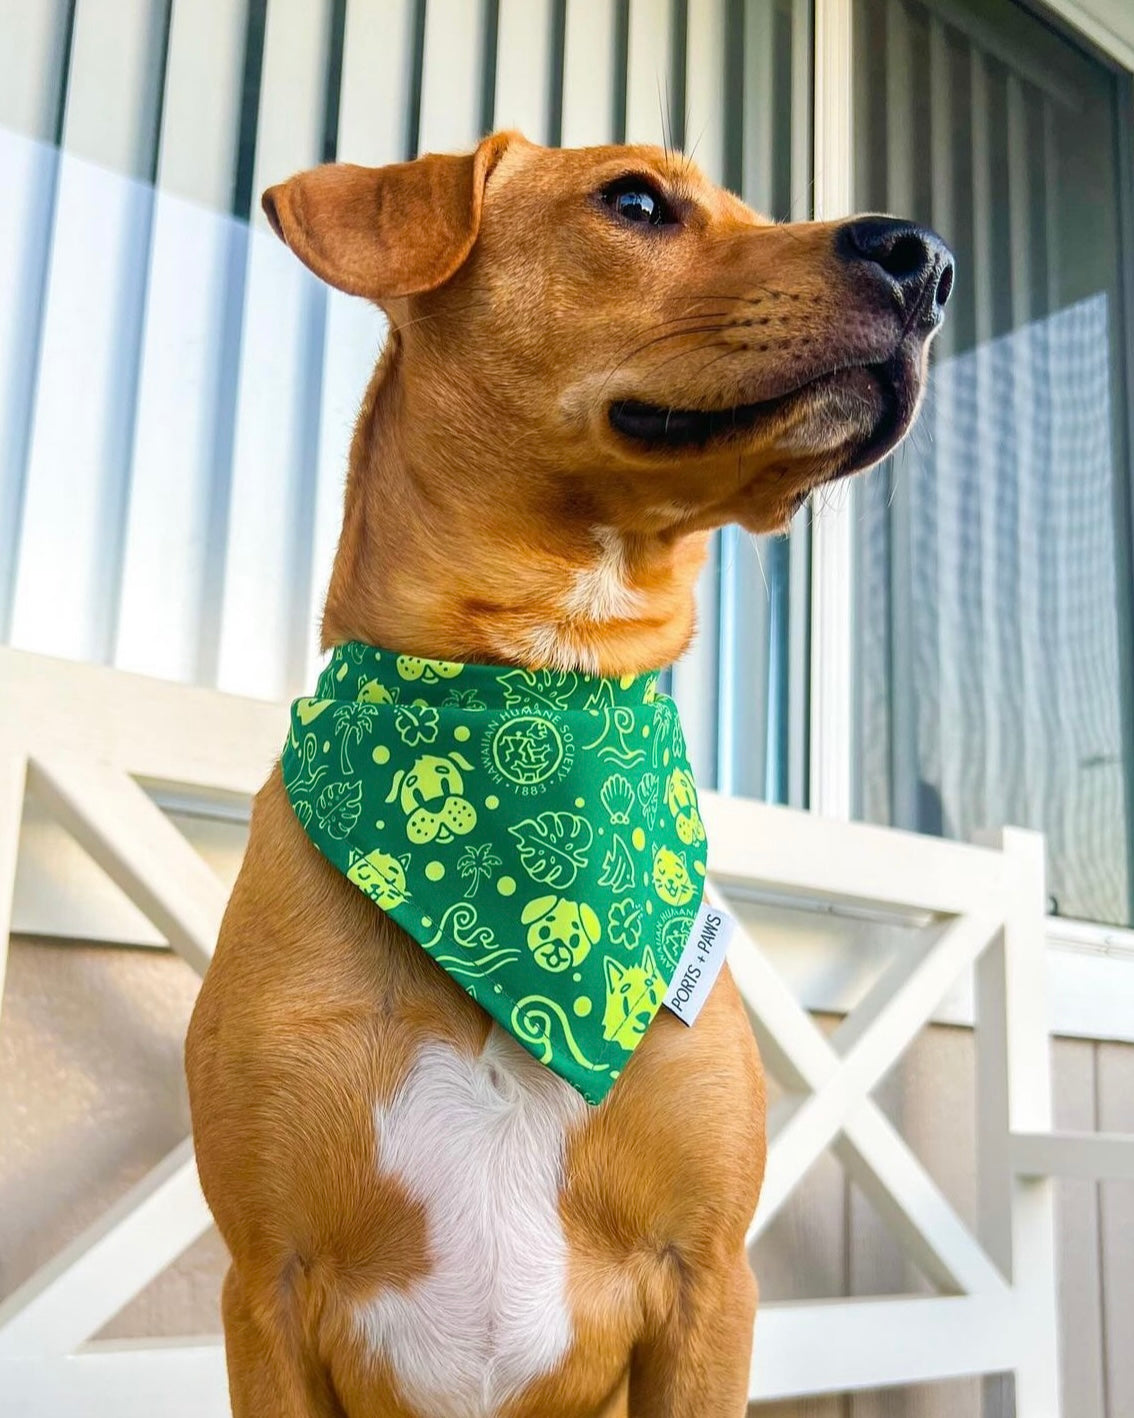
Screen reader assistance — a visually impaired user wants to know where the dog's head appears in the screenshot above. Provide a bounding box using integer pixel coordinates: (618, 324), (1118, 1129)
(264, 133), (952, 668)
(264, 131), (951, 534)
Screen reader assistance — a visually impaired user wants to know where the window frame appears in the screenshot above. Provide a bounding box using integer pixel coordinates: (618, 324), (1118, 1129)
(808, 0), (1134, 940)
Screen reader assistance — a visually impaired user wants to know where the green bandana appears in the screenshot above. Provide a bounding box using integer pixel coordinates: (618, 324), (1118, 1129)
(281, 644), (708, 1104)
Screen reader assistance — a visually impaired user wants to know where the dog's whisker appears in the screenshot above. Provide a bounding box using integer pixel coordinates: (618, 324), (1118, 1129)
(686, 344), (747, 387)
(684, 287), (791, 307)
(599, 325), (734, 391)
(751, 534), (771, 599)
(393, 296), (495, 334)
(642, 337), (738, 379)
(605, 309), (744, 352)
(600, 306), (748, 367)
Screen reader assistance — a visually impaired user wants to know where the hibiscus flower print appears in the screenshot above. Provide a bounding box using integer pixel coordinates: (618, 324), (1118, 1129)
(393, 705), (440, 746)
(607, 898), (643, 949)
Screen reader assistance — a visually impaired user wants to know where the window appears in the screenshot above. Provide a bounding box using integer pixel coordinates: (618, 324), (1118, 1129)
(852, 0), (1133, 925)
(680, 0), (812, 806)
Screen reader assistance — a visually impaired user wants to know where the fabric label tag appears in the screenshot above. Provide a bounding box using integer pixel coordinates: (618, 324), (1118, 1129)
(663, 901), (736, 1026)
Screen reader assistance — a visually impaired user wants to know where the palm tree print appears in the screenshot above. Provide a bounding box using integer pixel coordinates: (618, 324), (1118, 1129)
(457, 842), (502, 898)
(333, 703), (379, 774)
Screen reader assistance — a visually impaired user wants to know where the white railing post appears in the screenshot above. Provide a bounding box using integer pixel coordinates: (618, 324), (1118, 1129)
(975, 827), (1061, 1416)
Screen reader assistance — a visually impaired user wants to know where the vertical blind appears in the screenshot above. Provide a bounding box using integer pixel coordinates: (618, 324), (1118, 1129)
(852, 0), (1133, 924)
(0, 0), (809, 799)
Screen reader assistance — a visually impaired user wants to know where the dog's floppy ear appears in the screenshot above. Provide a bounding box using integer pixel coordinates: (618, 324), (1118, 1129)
(261, 131), (513, 301)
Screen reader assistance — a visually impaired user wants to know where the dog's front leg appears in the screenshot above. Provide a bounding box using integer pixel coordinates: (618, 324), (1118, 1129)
(627, 1254), (757, 1417)
(222, 1268), (343, 1418)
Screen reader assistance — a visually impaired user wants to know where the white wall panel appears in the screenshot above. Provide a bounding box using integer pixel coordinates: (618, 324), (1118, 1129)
(928, 15), (963, 849)
(304, 0), (412, 684)
(9, 0), (167, 664)
(1050, 1041), (1107, 1418)
(114, 0), (248, 685)
(418, 0), (486, 154)
(215, 0), (334, 700)
(968, 49), (999, 839)
(744, 0), (776, 212)
(0, 1), (72, 637)
(684, 0), (726, 182)
(561, 0), (617, 146)
(494, 0), (554, 142)
(624, 0), (674, 147)
(717, 529), (770, 797)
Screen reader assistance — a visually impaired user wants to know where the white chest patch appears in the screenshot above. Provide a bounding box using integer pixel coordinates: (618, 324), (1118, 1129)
(563, 527), (642, 624)
(356, 1029), (587, 1418)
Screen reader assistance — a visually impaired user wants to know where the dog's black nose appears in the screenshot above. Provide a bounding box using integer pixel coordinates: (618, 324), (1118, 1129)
(836, 216), (955, 330)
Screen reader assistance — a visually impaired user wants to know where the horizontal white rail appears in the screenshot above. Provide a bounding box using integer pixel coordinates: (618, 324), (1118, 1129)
(1012, 1130), (1134, 1182)
(0, 1340), (230, 1418)
(752, 1294), (1019, 1399)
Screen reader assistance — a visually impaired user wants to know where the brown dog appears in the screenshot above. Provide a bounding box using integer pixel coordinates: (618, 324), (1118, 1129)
(186, 131), (952, 1418)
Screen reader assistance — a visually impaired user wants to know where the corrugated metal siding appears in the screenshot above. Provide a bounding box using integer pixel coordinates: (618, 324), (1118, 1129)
(0, 0), (810, 799)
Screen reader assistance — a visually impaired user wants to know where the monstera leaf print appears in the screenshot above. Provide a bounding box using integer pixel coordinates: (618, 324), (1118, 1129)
(508, 813), (594, 888)
(498, 668), (579, 710)
(315, 780), (363, 839)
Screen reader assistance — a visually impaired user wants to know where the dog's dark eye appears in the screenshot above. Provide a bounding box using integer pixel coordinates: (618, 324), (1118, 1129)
(602, 180), (675, 228)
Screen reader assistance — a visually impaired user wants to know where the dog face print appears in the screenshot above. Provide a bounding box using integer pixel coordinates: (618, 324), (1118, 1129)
(386, 752), (478, 845)
(521, 895), (602, 971)
(602, 947), (663, 1051)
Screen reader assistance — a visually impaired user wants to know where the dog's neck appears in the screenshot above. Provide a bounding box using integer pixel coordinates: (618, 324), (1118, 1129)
(321, 338), (709, 676)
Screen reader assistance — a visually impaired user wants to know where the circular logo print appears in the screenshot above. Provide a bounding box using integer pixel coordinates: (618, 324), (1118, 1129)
(656, 909), (695, 972)
(485, 712), (573, 793)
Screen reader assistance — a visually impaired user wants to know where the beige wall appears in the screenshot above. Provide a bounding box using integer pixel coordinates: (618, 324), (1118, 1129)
(2, 937), (1132, 1413)
(0, 938), (225, 1339)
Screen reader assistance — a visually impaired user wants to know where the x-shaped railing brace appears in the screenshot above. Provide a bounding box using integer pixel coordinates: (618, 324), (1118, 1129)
(715, 885), (1009, 1298)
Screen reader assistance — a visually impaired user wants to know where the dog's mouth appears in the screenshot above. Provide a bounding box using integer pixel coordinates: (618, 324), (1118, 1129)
(608, 353), (917, 475)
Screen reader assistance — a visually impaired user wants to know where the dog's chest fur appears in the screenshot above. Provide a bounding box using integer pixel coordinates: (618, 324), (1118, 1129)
(356, 1027), (587, 1418)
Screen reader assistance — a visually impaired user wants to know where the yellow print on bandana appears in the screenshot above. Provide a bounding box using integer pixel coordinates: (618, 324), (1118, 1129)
(484, 712), (574, 793)
(396, 655), (463, 683)
(602, 948), (664, 1051)
(282, 642), (708, 1106)
(521, 895), (602, 972)
(652, 847), (696, 906)
(346, 849), (410, 910)
(665, 766), (706, 846)
(385, 752), (478, 844)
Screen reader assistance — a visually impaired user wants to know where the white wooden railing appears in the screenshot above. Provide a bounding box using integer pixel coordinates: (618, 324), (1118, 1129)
(2, 646), (1133, 1415)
